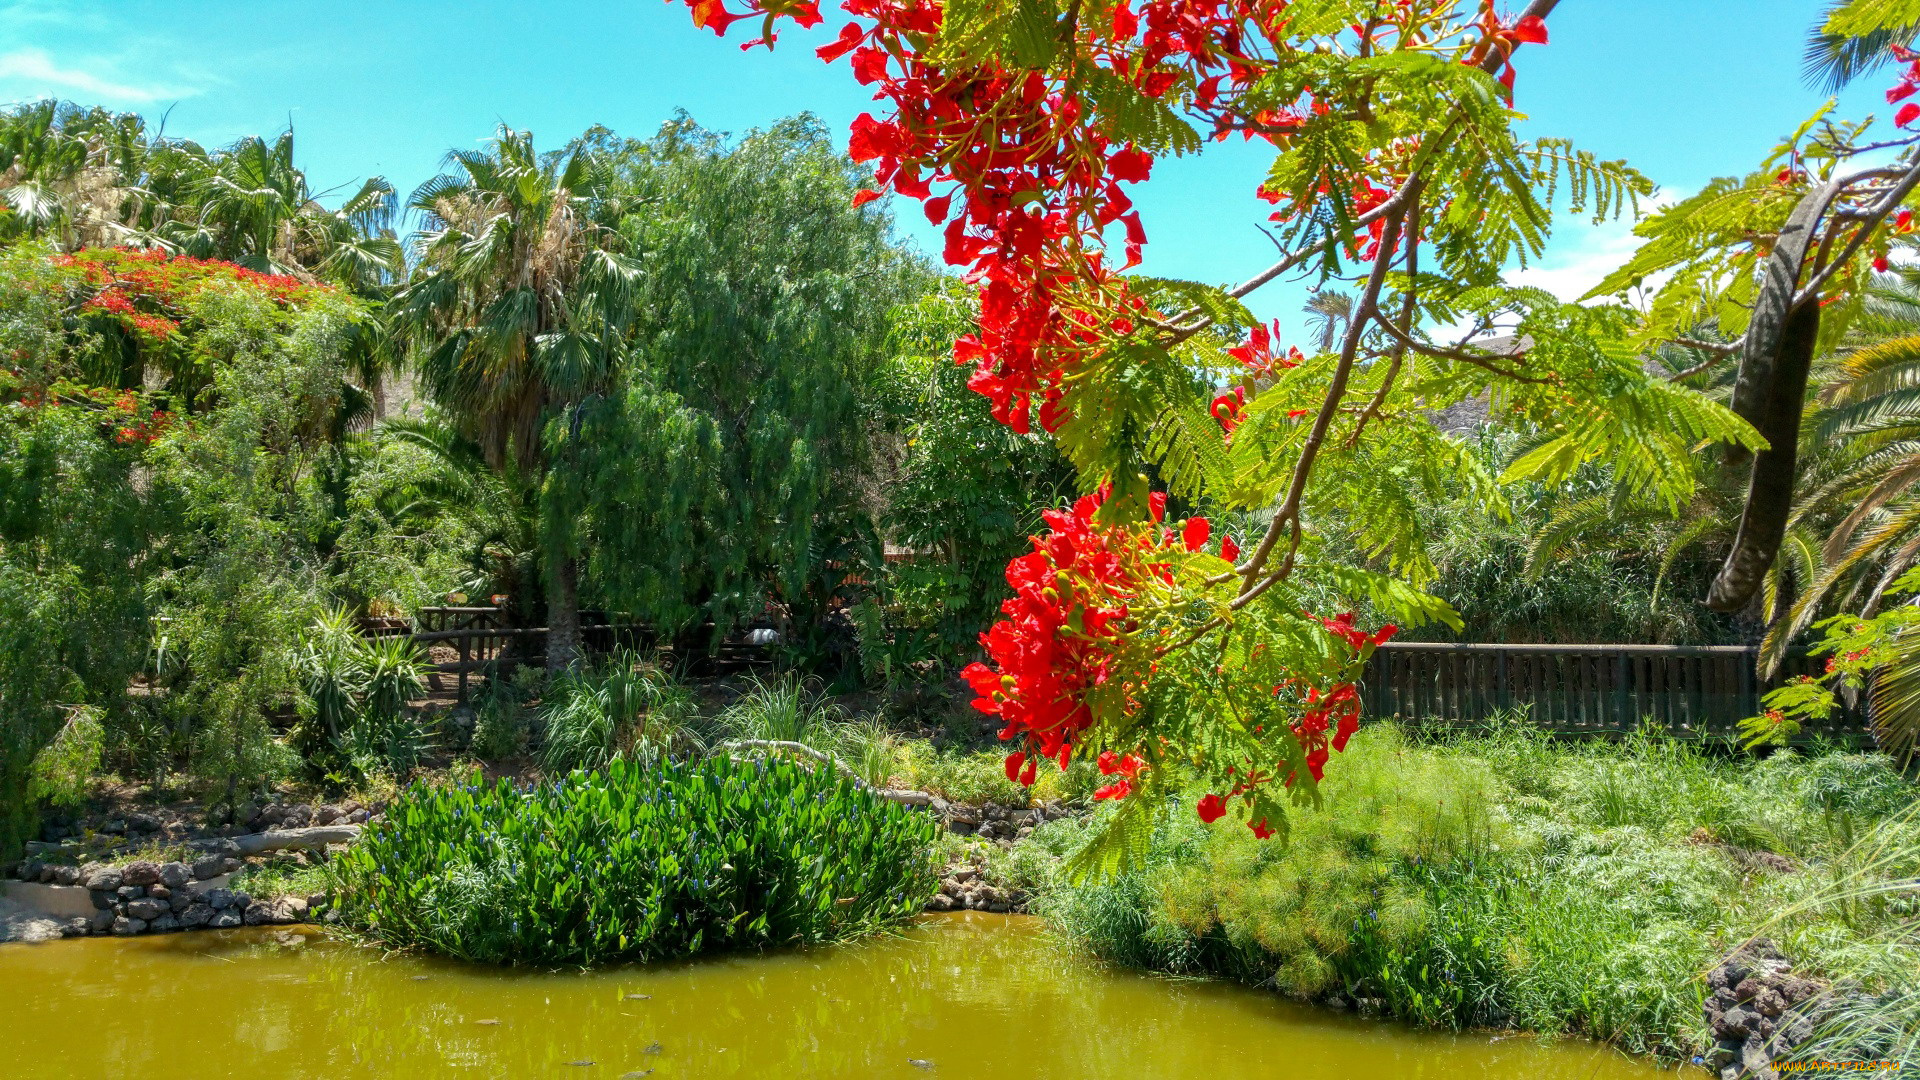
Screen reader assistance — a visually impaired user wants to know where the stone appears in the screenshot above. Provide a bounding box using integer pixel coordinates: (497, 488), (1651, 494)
(18, 859), (42, 882)
(305, 892), (329, 912)
(243, 901), (273, 926)
(63, 917), (90, 938)
(116, 884), (144, 901)
(88, 908), (115, 933)
(232, 891), (251, 909)
(169, 892), (191, 914)
(159, 862), (190, 889)
(124, 897), (168, 921)
(926, 894), (955, 912)
(275, 897), (309, 922)
(111, 916), (147, 936)
(346, 808), (371, 825)
(203, 888), (235, 910)
(147, 884), (170, 901)
(178, 903), (213, 928)
(209, 910), (243, 929)
(315, 805), (341, 826)
(127, 813), (162, 834)
(148, 914), (180, 933)
(190, 856), (226, 881)
(120, 860), (161, 887)
(89, 890), (116, 911)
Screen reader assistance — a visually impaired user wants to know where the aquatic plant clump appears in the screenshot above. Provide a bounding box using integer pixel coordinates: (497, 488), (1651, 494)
(330, 756), (940, 966)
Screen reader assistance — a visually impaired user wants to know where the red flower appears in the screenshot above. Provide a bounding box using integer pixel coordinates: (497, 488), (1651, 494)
(1148, 491), (1167, 522)
(815, 21), (862, 62)
(1220, 534), (1240, 563)
(1180, 516), (1210, 552)
(1107, 147), (1153, 184)
(1876, 254), (1892, 272)
(1093, 778), (1133, 800)
(851, 189), (883, 207)
(1249, 818), (1275, 840)
(1510, 15), (1548, 44)
(1196, 794), (1227, 823)
(1899, 103), (1920, 128)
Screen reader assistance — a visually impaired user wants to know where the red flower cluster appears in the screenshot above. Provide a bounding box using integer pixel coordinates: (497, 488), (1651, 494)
(1225, 319), (1303, 377)
(964, 488), (1164, 777)
(82, 288), (179, 341)
(1186, 611), (1396, 834)
(1092, 750), (1145, 800)
(54, 248), (325, 309)
(1886, 44), (1920, 127)
(671, 1), (1551, 441)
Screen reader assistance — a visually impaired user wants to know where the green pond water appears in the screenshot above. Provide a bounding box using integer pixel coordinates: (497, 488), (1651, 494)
(3, 913), (1680, 1079)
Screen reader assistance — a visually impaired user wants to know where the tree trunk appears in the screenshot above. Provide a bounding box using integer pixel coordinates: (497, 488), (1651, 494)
(1707, 178), (1841, 613)
(547, 556), (582, 674)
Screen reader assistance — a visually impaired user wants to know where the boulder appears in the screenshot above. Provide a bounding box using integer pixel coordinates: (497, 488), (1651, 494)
(116, 884), (144, 901)
(178, 903), (213, 928)
(52, 865), (80, 887)
(111, 916), (147, 936)
(209, 910), (242, 929)
(89, 890), (116, 911)
(169, 891), (191, 913)
(242, 900), (276, 926)
(119, 860), (161, 887)
(147, 884), (170, 901)
(63, 917), (91, 938)
(87, 908), (115, 933)
(202, 888), (235, 910)
(148, 914), (180, 933)
(190, 856), (226, 881)
(124, 897), (168, 921)
(159, 862), (190, 889)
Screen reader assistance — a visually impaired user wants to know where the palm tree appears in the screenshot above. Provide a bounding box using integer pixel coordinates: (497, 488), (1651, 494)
(0, 100), (146, 248)
(391, 125), (641, 670)
(1301, 289), (1353, 353)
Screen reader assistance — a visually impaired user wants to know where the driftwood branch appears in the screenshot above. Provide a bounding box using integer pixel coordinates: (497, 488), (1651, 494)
(717, 740), (932, 806)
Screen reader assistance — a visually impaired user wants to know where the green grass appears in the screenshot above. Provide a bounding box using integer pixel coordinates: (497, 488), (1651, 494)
(1029, 723), (1919, 1062)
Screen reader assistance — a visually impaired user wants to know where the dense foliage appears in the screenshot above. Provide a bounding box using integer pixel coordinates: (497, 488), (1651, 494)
(1030, 724), (1919, 1060)
(330, 756), (939, 966)
(673, 0), (1790, 857)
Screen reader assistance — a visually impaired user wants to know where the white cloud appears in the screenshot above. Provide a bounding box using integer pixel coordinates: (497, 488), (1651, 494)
(1510, 213), (1648, 302)
(0, 47), (197, 104)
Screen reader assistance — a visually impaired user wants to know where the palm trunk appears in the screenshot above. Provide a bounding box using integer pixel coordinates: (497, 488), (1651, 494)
(547, 556), (582, 674)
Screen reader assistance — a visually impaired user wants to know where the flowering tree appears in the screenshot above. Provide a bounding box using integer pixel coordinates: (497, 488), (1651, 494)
(671, 0), (1760, 856)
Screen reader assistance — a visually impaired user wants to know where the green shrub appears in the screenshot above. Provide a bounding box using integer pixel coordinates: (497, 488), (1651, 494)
(470, 664), (541, 761)
(1033, 725), (1918, 1059)
(902, 744), (1032, 806)
(330, 755), (939, 966)
(540, 651), (701, 774)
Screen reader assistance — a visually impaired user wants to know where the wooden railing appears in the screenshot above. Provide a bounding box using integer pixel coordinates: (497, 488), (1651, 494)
(1361, 642), (1874, 743)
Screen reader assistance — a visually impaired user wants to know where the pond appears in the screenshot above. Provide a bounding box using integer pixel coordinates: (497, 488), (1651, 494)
(3, 913), (1676, 1078)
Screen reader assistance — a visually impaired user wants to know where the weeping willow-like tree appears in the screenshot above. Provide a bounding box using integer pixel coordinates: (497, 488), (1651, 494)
(542, 115), (916, 645)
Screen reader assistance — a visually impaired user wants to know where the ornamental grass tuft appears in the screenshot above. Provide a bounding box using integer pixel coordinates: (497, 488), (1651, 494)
(329, 755), (939, 966)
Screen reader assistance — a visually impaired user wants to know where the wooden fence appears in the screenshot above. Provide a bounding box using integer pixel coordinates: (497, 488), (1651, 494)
(399, 608), (649, 701)
(1360, 642), (1873, 742)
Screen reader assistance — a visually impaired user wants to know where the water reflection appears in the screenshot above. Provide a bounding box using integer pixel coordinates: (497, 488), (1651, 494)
(1, 914), (1676, 1079)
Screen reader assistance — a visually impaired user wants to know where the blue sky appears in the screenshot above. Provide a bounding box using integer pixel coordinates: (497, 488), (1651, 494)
(0, 1), (1893, 325)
